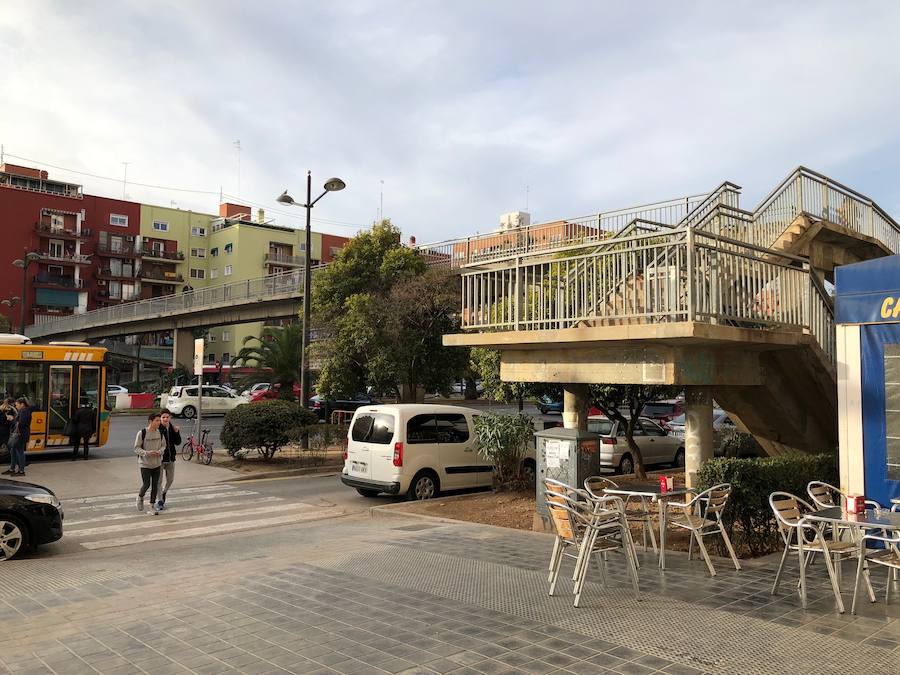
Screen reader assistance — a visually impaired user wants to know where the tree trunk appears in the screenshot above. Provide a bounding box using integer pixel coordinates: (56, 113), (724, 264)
(627, 435), (647, 480)
(464, 376), (478, 400)
(517, 392), (524, 412)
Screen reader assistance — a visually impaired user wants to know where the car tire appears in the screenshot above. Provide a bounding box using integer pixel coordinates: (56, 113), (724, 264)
(673, 448), (685, 468)
(356, 488), (380, 498)
(181, 406), (196, 419)
(618, 454), (635, 476)
(538, 406), (547, 415)
(0, 516), (27, 561)
(407, 470), (440, 501)
(522, 459), (536, 485)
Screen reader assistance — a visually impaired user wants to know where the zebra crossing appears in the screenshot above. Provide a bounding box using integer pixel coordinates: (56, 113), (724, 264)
(60, 483), (344, 551)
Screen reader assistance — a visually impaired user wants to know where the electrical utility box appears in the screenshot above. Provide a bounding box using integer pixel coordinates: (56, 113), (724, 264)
(533, 427), (600, 531)
(835, 255), (900, 507)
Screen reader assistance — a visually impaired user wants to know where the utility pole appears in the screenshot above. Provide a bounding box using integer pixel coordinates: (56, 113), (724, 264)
(379, 179), (384, 222)
(122, 162), (130, 199)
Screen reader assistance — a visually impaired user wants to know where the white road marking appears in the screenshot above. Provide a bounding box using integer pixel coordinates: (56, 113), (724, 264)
(63, 496), (284, 526)
(64, 490), (258, 513)
(80, 508), (346, 550)
(68, 502), (317, 537)
(69, 484), (232, 504)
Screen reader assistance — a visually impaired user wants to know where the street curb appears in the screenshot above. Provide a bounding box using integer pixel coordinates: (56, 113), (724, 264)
(226, 465), (343, 481)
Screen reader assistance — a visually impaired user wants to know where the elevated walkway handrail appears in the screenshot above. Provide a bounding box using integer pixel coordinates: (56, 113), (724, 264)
(25, 267), (321, 339)
(678, 181), (742, 229)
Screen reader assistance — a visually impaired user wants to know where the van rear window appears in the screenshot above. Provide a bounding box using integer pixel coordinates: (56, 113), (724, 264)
(351, 413), (395, 444)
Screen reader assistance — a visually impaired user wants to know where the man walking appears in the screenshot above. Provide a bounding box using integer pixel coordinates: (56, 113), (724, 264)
(157, 410), (182, 511)
(69, 402), (96, 460)
(134, 412), (165, 516)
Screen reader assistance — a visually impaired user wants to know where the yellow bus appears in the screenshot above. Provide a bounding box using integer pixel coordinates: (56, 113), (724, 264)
(0, 335), (110, 453)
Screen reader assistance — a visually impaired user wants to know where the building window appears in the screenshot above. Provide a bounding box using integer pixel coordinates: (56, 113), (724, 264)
(207, 353), (216, 364)
(329, 246), (341, 257)
(208, 334), (216, 343)
(110, 236), (123, 253)
(221, 352), (230, 362)
(190, 268), (205, 279)
(110, 214), (128, 227)
(210, 247), (219, 257)
(50, 214), (65, 230)
(110, 259), (123, 276)
(153, 220), (169, 232)
(151, 240), (164, 254)
(210, 268), (218, 279)
(270, 266), (284, 276)
(49, 239), (64, 258)
(191, 226), (206, 237)
(224, 265), (233, 276)
(222, 330), (231, 342)
(299, 243), (306, 251)
(109, 281), (121, 299)
(224, 243), (233, 254)
(191, 247), (206, 258)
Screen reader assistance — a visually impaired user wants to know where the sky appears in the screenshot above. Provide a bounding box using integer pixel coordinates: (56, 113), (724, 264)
(2, 1), (900, 244)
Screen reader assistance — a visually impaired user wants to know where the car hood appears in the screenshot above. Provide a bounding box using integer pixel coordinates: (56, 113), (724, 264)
(0, 478), (55, 497)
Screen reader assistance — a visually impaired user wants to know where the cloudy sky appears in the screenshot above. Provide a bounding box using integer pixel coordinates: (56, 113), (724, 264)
(2, 1), (900, 243)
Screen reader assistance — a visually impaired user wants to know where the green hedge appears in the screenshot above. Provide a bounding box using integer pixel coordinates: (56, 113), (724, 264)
(696, 452), (838, 556)
(221, 400), (317, 460)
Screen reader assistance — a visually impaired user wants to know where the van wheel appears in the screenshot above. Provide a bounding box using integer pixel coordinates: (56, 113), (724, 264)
(407, 471), (439, 501)
(673, 448), (685, 468)
(356, 488), (380, 498)
(522, 459), (536, 485)
(182, 406), (196, 419)
(618, 454), (634, 476)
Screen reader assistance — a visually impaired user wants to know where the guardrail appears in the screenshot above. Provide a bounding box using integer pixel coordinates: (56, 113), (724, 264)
(25, 268), (321, 338)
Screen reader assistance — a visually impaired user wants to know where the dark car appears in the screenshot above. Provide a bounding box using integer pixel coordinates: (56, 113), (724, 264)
(310, 393), (380, 422)
(0, 478), (63, 560)
(537, 395), (563, 415)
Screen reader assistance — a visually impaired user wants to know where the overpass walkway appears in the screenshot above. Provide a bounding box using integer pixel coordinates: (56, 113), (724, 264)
(442, 167), (900, 467)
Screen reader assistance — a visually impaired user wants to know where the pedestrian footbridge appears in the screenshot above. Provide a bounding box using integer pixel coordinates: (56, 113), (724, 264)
(438, 167), (899, 478)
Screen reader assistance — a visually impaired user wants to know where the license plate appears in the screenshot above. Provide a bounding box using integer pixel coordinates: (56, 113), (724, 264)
(350, 462), (368, 475)
(673, 430), (684, 438)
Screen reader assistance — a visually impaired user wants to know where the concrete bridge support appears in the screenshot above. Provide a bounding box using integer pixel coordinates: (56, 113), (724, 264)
(562, 384), (589, 431)
(684, 386), (714, 489)
(173, 329), (195, 373)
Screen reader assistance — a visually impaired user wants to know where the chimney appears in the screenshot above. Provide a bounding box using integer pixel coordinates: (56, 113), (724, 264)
(219, 202), (250, 219)
(257, 208), (265, 223)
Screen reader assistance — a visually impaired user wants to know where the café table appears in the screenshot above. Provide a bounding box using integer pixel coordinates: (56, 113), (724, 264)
(602, 483), (693, 570)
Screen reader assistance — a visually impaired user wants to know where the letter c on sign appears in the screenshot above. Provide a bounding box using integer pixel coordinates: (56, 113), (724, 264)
(882, 297), (895, 318)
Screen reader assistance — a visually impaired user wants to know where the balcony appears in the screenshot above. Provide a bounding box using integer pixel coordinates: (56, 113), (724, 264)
(96, 242), (141, 258)
(35, 252), (91, 266)
(32, 308), (76, 324)
(34, 223), (91, 240)
(141, 269), (184, 284)
(33, 273), (84, 289)
(141, 247), (184, 262)
(264, 251), (305, 267)
(96, 267), (139, 281)
(93, 290), (140, 305)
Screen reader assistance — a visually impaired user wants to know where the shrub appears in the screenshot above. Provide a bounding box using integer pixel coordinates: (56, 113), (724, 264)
(719, 428), (763, 458)
(221, 400), (318, 460)
(696, 452), (838, 556)
(472, 412), (534, 488)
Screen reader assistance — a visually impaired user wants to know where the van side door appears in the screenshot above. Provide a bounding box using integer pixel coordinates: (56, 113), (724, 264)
(435, 413), (479, 490)
(406, 414), (456, 489)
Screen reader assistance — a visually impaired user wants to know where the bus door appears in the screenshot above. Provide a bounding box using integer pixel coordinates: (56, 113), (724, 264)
(77, 365), (101, 443)
(48, 365), (74, 442)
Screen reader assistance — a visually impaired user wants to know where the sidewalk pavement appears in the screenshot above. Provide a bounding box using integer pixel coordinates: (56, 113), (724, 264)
(14, 455), (237, 499)
(0, 512), (896, 674)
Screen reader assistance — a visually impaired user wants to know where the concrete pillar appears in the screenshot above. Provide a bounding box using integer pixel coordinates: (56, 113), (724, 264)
(684, 386), (714, 489)
(173, 328), (194, 373)
(562, 384), (589, 432)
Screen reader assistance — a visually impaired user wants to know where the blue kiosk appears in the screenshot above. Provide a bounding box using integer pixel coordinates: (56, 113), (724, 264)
(835, 255), (900, 506)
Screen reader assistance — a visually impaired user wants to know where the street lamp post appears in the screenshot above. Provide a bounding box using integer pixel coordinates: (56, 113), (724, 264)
(12, 253), (40, 335)
(276, 174), (346, 417)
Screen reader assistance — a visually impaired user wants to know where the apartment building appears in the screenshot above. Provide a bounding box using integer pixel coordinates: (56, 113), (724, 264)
(0, 163), (350, 350)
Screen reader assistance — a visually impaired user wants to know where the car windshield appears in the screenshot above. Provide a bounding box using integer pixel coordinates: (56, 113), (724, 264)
(587, 419), (614, 435)
(670, 414), (686, 425)
(642, 403), (676, 416)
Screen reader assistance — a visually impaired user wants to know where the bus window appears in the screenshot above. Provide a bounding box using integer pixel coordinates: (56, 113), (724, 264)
(78, 366), (100, 409)
(49, 366), (73, 436)
(0, 362), (46, 411)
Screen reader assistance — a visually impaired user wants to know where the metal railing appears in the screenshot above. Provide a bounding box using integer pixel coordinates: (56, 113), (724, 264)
(25, 269), (318, 338)
(264, 251), (305, 266)
(34, 273), (84, 288)
(142, 248), (185, 261)
(416, 192), (708, 269)
(34, 222), (91, 239)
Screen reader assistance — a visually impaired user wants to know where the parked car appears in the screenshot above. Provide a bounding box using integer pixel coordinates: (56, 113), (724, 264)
(586, 415), (684, 474)
(537, 395), (563, 415)
(107, 384), (129, 398)
(250, 383), (300, 403)
(240, 382), (270, 398)
(666, 409), (739, 456)
(341, 404), (535, 499)
(640, 399), (685, 426)
(165, 385), (249, 418)
(0, 478), (63, 560)
(310, 393), (380, 422)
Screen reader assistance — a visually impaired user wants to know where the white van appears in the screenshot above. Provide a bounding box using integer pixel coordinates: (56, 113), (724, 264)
(341, 404), (537, 500)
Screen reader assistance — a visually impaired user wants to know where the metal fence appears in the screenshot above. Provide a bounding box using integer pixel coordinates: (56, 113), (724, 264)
(26, 269), (316, 338)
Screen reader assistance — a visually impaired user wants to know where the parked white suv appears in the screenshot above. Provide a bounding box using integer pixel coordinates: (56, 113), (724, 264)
(165, 385), (249, 418)
(341, 404), (536, 500)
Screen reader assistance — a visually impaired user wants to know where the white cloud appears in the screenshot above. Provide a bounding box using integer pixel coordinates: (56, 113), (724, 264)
(2, 1), (899, 242)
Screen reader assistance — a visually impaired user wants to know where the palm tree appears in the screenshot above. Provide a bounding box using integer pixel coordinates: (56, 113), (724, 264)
(232, 323), (304, 399)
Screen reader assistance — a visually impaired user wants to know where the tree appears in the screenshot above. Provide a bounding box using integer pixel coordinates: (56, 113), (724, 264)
(231, 323), (303, 397)
(589, 384), (681, 479)
(469, 347), (529, 410)
(472, 412), (534, 488)
(313, 220), (466, 401)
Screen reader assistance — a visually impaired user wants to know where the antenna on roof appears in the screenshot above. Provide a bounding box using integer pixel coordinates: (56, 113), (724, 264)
(122, 161), (130, 199)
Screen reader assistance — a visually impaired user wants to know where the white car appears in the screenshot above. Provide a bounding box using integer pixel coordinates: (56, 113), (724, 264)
(107, 384), (129, 398)
(165, 385), (249, 419)
(341, 404), (535, 500)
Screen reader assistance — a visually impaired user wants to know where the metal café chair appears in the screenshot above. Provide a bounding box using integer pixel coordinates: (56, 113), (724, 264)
(584, 475), (657, 555)
(544, 480), (640, 607)
(851, 527), (900, 613)
(769, 492), (871, 614)
(665, 483), (741, 576)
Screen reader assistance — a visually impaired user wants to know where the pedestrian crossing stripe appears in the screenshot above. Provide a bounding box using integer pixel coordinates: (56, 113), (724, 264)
(63, 496), (283, 526)
(69, 484), (231, 504)
(64, 490), (258, 512)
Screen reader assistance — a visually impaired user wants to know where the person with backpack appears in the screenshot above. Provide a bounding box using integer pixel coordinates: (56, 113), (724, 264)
(69, 402), (96, 460)
(156, 410), (182, 511)
(134, 412), (165, 515)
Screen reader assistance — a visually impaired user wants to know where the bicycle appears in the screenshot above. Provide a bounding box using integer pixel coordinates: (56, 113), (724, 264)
(181, 427), (213, 465)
